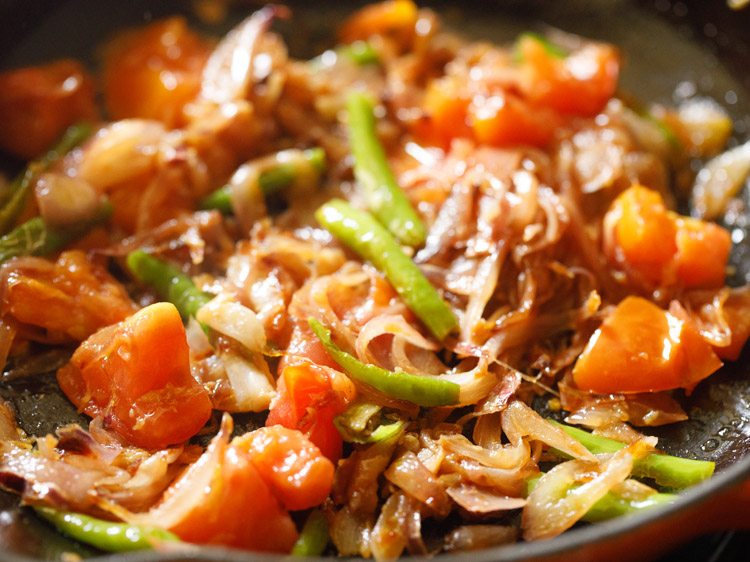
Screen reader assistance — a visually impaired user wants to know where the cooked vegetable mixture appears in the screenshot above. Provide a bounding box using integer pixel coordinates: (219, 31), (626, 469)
(0, 0), (748, 557)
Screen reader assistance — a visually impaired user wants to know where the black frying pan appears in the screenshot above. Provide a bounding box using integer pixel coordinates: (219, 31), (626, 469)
(0, 1), (749, 561)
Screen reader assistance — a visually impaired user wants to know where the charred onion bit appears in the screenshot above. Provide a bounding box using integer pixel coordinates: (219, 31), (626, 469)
(57, 302), (212, 449)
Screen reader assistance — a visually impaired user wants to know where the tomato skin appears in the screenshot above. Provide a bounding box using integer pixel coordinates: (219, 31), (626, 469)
(0, 59), (98, 159)
(518, 37), (619, 116)
(573, 296), (722, 394)
(57, 302), (212, 449)
(102, 17), (210, 127)
(267, 361), (355, 462)
(233, 425), (334, 511)
(417, 78), (472, 149)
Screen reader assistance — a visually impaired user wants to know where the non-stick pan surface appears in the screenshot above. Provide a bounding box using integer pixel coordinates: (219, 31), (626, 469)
(0, 1), (749, 561)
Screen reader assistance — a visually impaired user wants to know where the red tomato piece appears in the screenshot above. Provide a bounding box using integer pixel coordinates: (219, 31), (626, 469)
(339, 0), (418, 44)
(518, 36), (620, 116)
(57, 302), (212, 449)
(0, 59), (98, 159)
(233, 425), (334, 511)
(573, 296), (722, 394)
(416, 78), (472, 149)
(267, 361), (355, 462)
(469, 92), (561, 148)
(102, 17), (211, 127)
(144, 419), (298, 552)
(674, 217), (731, 289)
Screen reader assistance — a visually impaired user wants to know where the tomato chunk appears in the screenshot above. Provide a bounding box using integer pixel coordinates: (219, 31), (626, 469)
(674, 217), (731, 289)
(518, 35), (619, 116)
(0, 59), (98, 159)
(605, 185), (731, 289)
(339, 0), (418, 44)
(233, 425), (334, 511)
(144, 418), (298, 552)
(573, 296), (722, 394)
(267, 361), (355, 462)
(57, 302), (212, 449)
(1, 251), (137, 342)
(469, 92), (560, 148)
(102, 18), (211, 127)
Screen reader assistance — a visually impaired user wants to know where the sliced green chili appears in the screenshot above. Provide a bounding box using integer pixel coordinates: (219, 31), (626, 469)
(200, 147), (327, 214)
(126, 250), (213, 320)
(346, 91), (426, 247)
(34, 507), (179, 552)
(334, 402), (406, 444)
(311, 41), (379, 68)
(525, 477), (677, 522)
(291, 510), (329, 556)
(0, 201), (112, 265)
(315, 199), (456, 340)
(0, 122), (93, 234)
(309, 317), (459, 407)
(552, 421), (715, 489)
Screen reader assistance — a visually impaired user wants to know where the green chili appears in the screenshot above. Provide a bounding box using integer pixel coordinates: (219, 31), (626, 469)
(334, 402), (406, 444)
(34, 507), (179, 552)
(0, 122), (93, 234)
(315, 199), (456, 340)
(291, 510), (329, 556)
(0, 202), (112, 265)
(199, 147), (327, 214)
(126, 250), (213, 320)
(346, 91), (426, 247)
(309, 317), (459, 407)
(311, 41), (379, 68)
(552, 422), (715, 489)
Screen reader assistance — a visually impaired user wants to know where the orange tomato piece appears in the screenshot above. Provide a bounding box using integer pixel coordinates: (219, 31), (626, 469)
(469, 92), (561, 148)
(267, 361), (355, 462)
(573, 296), (722, 394)
(233, 425), (334, 511)
(416, 78), (472, 148)
(0, 59), (98, 159)
(606, 185), (678, 284)
(145, 418), (298, 552)
(1, 251), (137, 342)
(606, 185), (731, 288)
(102, 17), (211, 128)
(674, 217), (731, 289)
(339, 0), (418, 44)
(714, 288), (750, 361)
(518, 36), (619, 116)
(57, 302), (212, 449)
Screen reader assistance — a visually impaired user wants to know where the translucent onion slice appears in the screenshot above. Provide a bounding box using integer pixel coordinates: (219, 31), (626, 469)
(35, 173), (102, 228)
(444, 525), (518, 552)
(218, 350), (275, 413)
(196, 294), (266, 353)
(522, 448), (633, 541)
(692, 140), (750, 219)
(447, 483), (527, 514)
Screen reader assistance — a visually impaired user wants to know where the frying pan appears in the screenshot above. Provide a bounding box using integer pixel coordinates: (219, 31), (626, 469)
(0, 0), (749, 560)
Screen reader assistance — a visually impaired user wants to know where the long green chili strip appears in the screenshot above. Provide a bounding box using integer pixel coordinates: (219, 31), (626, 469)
(346, 91), (426, 247)
(309, 317), (459, 407)
(315, 199), (457, 340)
(0, 202), (112, 265)
(291, 510), (329, 556)
(126, 250), (213, 320)
(200, 147), (327, 214)
(525, 477), (677, 522)
(34, 507), (180, 552)
(0, 122), (93, 234)
(552, 422), (715, 489)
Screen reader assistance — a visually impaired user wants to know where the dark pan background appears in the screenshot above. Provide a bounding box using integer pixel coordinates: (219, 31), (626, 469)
(0, 0), (749, 561)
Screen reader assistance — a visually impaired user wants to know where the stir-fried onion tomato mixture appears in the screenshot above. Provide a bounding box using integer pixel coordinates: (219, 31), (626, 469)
(0, 1), (748, 557)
